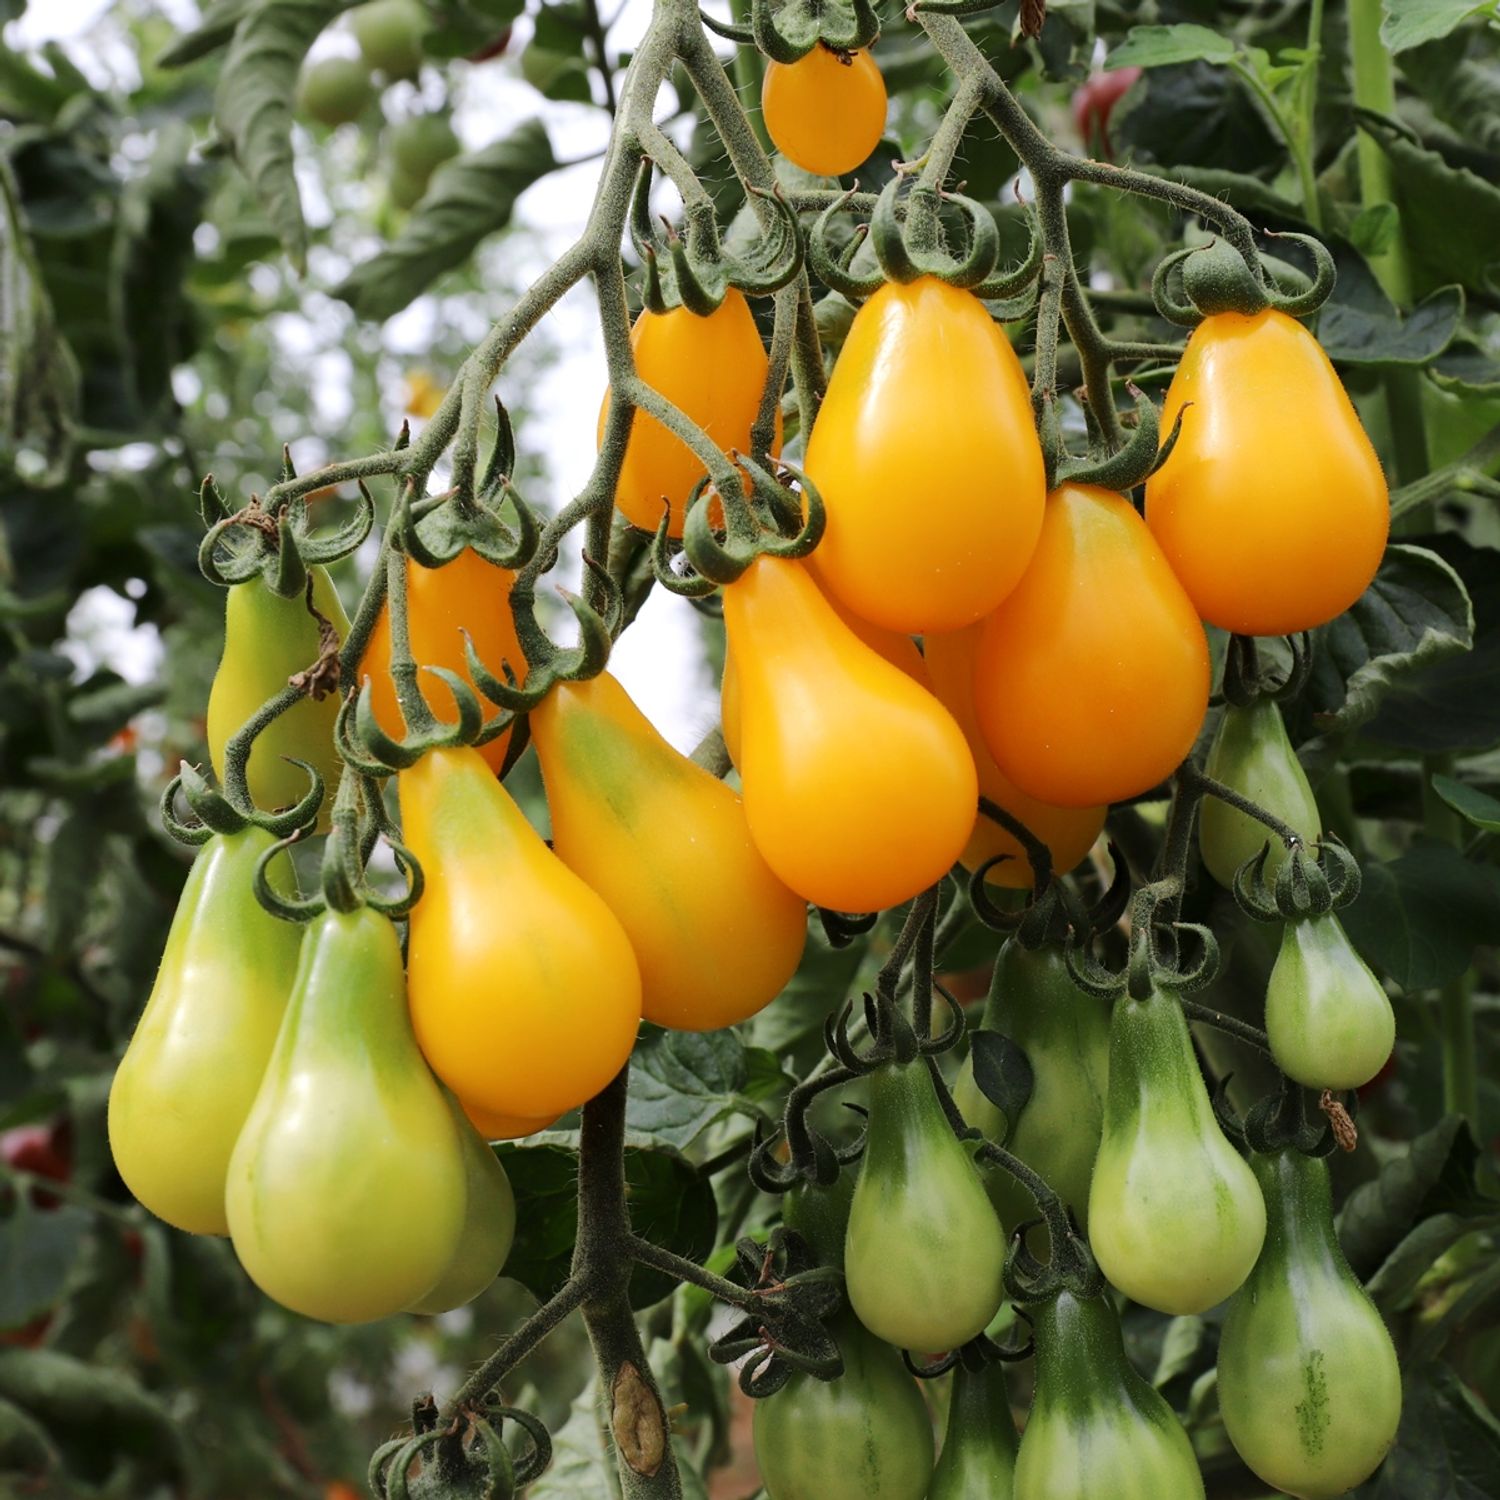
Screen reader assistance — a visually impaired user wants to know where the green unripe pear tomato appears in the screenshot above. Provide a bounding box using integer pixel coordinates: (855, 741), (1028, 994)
(1217, 1149), (1401, 1498)
(349, 0), (428, 80)
(389, 113), (460, 183)
(296, 55), (375, 127)
(929, 1358), (1018, 1499)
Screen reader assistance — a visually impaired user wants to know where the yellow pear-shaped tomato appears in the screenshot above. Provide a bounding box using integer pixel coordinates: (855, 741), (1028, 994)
(723, 556), (977, 912)
(761, 46), (887, 178)
(361, 548), (524, 774)
(600, 289), (779, 536)
(207, 571), (349, 821)
(975, 484), (1209, 808)
(225, 906), (467, 1322)
(108, 828), (302, 1237)
(400, 745), (642, 1119)
(1145, 308), (1389, 636)
(530, 671), (806, 1031)
(460, 1099), (559, 1141)
(721, 570), (925, 766)
(925, 624), (1105, 887)
(406, 1102), (516, 1315)
(804, 276), (1045, 634)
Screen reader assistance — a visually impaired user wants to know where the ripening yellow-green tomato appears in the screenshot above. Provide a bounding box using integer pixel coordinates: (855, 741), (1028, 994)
(225, 907), (467, 1323)
(361, 548), (525, 774)
(1146, 309), (1389, 636)
(400, 745), (642, 1120)
(804, 276), (1045, 634)
(530, 670), (807, 1031)
(723, 555), (977, 913)
(924, 624), (1105, 887)
(761, 46), (887, 178)
(206, 571), (349, 824)
(406, 1101), (516, 1316)
(108, 828), (302, 1237)
(600, 289), (780, 536)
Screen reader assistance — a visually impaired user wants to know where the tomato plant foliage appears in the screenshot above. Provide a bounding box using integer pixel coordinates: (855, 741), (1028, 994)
(3, 0), (1500, 1498)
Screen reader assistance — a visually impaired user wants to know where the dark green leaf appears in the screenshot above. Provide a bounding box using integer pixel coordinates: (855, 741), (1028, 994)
(1319, 252), (1463, 368)
(970, 1031), (1033, 1143)
(1350, 202), (1400, 259)
(1381, 0), (1496, 53)
(334, 119), (557, 319)
(1357, 1360), (1500, 1498)
(1342, 840), (1500, 990)
(1110, 60), (1280, 176)
(1365, 1211), (1500, 1312)
(1432, 774), (1500, 832)
(626, 1029), (757, 1151)
(1338, 1115), (1484, 1280)
(497, 1138), (716, 1309)
(1106, 23), (1237, 69)
(157, 0), (258, 68)
(215, 0), (345, 273)
(0, 1202), (90, 1330)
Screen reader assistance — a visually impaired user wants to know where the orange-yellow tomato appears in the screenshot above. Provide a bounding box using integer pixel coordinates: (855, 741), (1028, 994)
(400, 745), (641, 1120)
(974, 484), (1210, 809)
(600, 289), (779, 536)
(804, 276), (1045, 634)
(531, 670), (807, 1030)
(924, 624), (1105, 887)
(460, 1099), (558, 1141)
(1145, 308), (1389, 636)
(761, 46), (887, 178)
(724, 555), (977, 912)
(362, 549), (524, 773)
(721, 569), (926, 766)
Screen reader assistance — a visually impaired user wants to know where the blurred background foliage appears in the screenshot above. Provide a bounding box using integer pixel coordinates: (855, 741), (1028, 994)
(2, 0), (1500, 1496)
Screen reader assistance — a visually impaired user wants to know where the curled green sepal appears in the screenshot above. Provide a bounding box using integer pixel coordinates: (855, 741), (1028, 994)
(161, 758), (323, 847)
(971, 204), (1045, 302)
(350, 667), (490, 773)
(870, 178), (1000, 290)
(680, 455), (825, 586)
(991, 1186), (1104, 1304)
(748, 1069), (863, 1193)
(1260, 230), (1337, 318)
(751, 0), (881, 65)
(1241, 1078), (1339, 1159)
(699, 8), (754, 42)
(464, 585), (613, 714)
(633, 161), (803, 315)
(198, 485), (375, 595)
(398, 469), (540, 573)
(371, 1402), (550, 1500)
(649, 509), (721, 599)
(1220, 630), (1313, 709)
(808, 191), (884, 301)
(1053, 384), (1183, 494)
(251, 829), (325, 924)
(1234, 837), (1361, 924)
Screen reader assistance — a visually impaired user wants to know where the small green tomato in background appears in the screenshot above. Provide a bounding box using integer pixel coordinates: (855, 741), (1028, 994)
(297, 55), (375, 127)
(349, 0), (428, 80)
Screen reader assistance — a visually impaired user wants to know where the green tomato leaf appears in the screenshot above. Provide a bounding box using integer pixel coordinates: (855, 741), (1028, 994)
(1338, 1114), (1485, 1280)
(157, 0), (260, 68)
(1105, 23), (1237, 70)
(1319, 256), (1463, 368)
(214, 0), (346, 274)
(626, 1029), (782, 1151)
(334, 119), (557, 320)
(1349, 202), (1400, 259)
(1380, 0), (1497, 53)
(1364, 1211), (1500, 1312)
(969, 1031), (1034, 1145)
(1359, 1360), (1500, 1498)
(0, 1201), (90, 1332)
(0, 160), (79, 487)
(1432, 773), (1500, 832)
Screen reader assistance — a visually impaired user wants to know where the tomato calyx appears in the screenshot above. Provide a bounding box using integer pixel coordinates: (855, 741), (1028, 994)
(631, 160), (803, 316)
(1220, 628), (1314, 710)
(1066, 875), (1221, 1005)
(161, 757), (323, 849)
(1240, 1073), (1353, 1161)
(702, 0), (880, 65)
(1153, 232), (1337, 326)
(1233, 835), (1361, 926)
(371, 1398), (551, 1500)
(1049, 383), (1182, 495)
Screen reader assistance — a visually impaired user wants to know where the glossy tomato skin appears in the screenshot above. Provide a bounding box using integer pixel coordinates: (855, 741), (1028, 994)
(975, 483), (1209, 808)
(1088, 987), (1266, 1315)
(1199, 697), (1321, 888)
(109, 828), (302, 1236)
(400, 745), (642, 1120)
(929, 1358), (1018, 1500)
(1266, 913), (1394, 1090)
(225, 907), (466, 1322)
(1146, 309), (1389, 636)
(1014, 1290), (1205, 1500)
(362, 550), (524, 775)
(925, 625), (1104, 887)
(406, 1103), (516, 1315)
(460, 1099), (559, 1141)
(207, 571), (350, 824)
(805, 277), (1045, 634)
(601, 289), (778, 536)
(723, 556), (976, 912)
(720, 570), (926, 767)
(754, 1309), (935, 1500)
(953, 940), (1110, 1228)
(761, 46), (887, 177)
(530, 670), (806, 1030)
(845, 1061), (1005, 1352)
(1218, 1150), (1401, 1498)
